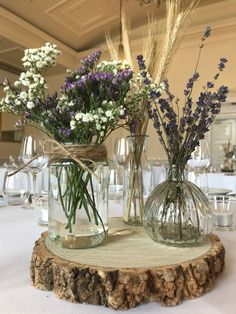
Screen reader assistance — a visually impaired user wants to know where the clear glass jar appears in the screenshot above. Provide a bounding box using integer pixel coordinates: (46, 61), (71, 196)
(123, 135), (151, 225)
(48, 158), (109, 249)
(143, 165), (212, 246)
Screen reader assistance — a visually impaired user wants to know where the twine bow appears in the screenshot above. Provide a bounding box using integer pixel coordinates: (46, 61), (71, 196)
(8, 139), (107, 179)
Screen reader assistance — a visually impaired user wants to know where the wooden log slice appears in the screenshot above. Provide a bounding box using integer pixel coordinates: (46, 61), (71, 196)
(30, 217), (225, 310)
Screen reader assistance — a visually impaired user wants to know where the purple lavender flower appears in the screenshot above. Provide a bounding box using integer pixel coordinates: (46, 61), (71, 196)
(137, 55), (146, 70)
(201, 26), (211, 41)
(216, 85), (229, 102)
(149, 90), (161, 99)
(186, 72), (200, 89)
(218, 58), (228, 71)
(152, 109), (160, 130)
(207, 82), (214, 88)
(146, 100), (153, 118)
(164, 80), (174, 101)
(59, 127), (72, 137)
(148, 27), (229, 169)
(80, 50), (101, 70)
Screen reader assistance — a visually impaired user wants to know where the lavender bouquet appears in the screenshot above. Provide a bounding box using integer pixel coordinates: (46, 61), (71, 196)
(1, 46), (133, 247)
(148, 27), (228, 172)
(143, 27), (229, 245)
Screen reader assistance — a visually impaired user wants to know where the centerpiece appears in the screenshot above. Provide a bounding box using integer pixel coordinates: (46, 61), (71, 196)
(143, 27), (229, 245)
(106, 0), (199, 225)
(0, 45), (133, 248)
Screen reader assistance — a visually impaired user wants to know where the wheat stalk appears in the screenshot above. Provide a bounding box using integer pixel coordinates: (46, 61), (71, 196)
(105, 32), (119, 61)
(143, 16), (159, 73)
(153, 0), (200, 85)
(105, 0), (199, 82)
(121, 9), (134, 68)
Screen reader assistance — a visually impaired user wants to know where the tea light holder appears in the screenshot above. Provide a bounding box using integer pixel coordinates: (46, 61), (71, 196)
(209, 195), (236, 231)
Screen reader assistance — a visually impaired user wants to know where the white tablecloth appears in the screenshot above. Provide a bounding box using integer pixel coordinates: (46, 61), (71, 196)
(207, 173), (236, 193)
(1, 201), (236, 314)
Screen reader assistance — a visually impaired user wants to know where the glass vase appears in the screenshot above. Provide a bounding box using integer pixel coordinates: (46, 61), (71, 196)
(48, 147), (109, 249)
(123, 135), (151, 225)
(143, 165), (212, 246)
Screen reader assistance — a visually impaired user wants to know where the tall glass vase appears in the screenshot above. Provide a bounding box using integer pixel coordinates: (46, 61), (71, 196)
(123, 135), (151, 225)
(48, 144), (109, 249)
(143, 165), (212, 246)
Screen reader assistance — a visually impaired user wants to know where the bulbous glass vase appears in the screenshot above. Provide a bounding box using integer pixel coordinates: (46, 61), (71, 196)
(143, 165), (212, 246)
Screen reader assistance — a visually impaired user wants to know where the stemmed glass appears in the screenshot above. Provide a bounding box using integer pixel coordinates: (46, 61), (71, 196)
(187, 139), (211, 193)
(113, 137), (129, 167)
(109, 138), (129, 201)
(21, 135), (48, 200)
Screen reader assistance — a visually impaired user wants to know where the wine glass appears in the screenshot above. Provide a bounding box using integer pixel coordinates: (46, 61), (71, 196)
(108, 160), (123, 200)
(113, 137), (129, 166)
(187, 139), (210, 193)
(112, 137), (129, 192)
(21, 135), (48, 198)
(3, 169), (30, 206)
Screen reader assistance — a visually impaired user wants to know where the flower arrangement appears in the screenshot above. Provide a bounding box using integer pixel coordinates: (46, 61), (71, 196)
(121, 56), (165, 135)
(105, 0), (199, 225)
(142, 27), (229, 245)
(147, 27), (228, 172)
(1, 48), (132, 145)
(106, 0), (200, 136)
(0, 45), (135, 246)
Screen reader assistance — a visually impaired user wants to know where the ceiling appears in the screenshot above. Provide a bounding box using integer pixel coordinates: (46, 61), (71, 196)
(0, 0), (235, 76)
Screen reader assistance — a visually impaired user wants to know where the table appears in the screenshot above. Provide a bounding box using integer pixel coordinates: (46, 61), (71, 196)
(207, 173), (236, 193)
(1, 201), (236, 314)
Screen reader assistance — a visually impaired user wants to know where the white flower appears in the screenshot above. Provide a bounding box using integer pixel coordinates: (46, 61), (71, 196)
(4, 96), (10, 104)
(19, 91), (27, 100)
(101, 116), (107, 123)
(105, 110), (113, 117)
(70, 120), (76, 130)
(27, 101), (35, 109)
(68, 101), (74, 107)
(75, 113), (82, 121)
(82, 115), (90, 122)
(120, 109), (125, 116)
(15, 99), (21, 106)
(3, 86), (10, 92)
(36, 61), (43, 68)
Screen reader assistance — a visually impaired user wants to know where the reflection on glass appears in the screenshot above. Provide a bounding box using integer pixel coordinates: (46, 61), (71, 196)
(3, 170), (30, 206)
(21, 135), (48, 196)
(108, 160), (123, 200)
(187, 139), (210, 193)
(113, 137), (129, 166)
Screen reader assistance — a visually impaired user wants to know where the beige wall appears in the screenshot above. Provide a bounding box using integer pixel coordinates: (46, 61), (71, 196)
(0, 70), (21, 162)
(0, 69), (20, 131)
